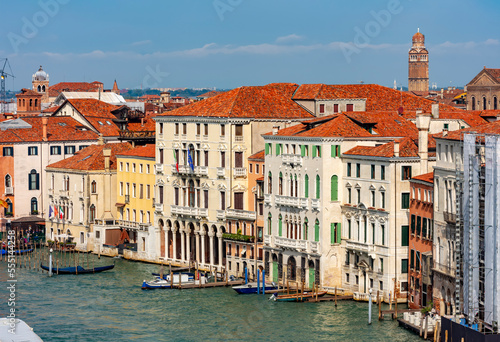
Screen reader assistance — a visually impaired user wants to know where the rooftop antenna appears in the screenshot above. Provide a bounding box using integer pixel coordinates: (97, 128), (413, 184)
(0, 58), (15, 115)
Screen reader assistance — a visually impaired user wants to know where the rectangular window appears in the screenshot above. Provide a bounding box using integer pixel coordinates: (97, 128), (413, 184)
(139, 184), (144, 199)
(235, 124), (243, 137)
(220, 152), (225, 168)
(411, 214), (416, 234)
(401, 193), (410, 209)
(357, 189), (360, 204)
(249, 164), (253, 173)
(120, 182), (123, 196)
(139, 164), (143, 173)
(175, 123), (179, 134)
(132, 183), (136, 198)
(380, 258), (384, 272)
(347, 163), (351, 177)
(220, 124), (225, 136)
(182, 123), (187, 134)
(3, 147), (13, 156)
(64, 145), (75, 154)
(402, 166), (412, 180)
(132, 163), (136, 173)
(235, 152), (243, 168)
(380, 165), (385, 180)
(417, 216), (422, 236)
(196, 123), (201, 135)
(50, 146), (61, 155)
(28, 146), (38, 156)
(256, 164), (259, 174)
(220, 191), (226, 210)
(147, 164), (150, 174)
(401, 259), (408, 274)
(444, 123), (449, 130)
(356, 163), (360, 177)
(401, 225), (409, 246)
(265, 143), (272, 155)
(334, 104), (339, 113)
(371, 190), (375, 207)
(147, 185), (151, 199)
(381, 192), (385, 208)
(416, 251), (420, 272)
(370, 165), (375, 179)
(174, 187), (179, 205)
(331, 145), (341, 157)
(410, 250), (415, 269)
(204, 190), (209, 209)
(204, 124), (208, 136)
(348, 219), (352, 239)
(346, 104), (354, 111)
(159, 149), (164, 164)
(422, 218), (428, 238)
(348, 188), (351, 203)
(234, 192), (244, 210)
(381, 224), (385, 245)
(159, 123), (163, 134)
(79, 145), (89, 151)
(319, 104), (325, 114)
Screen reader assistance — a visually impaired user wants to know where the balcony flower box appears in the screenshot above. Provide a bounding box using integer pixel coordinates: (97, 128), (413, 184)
(222, 233), (254, 243)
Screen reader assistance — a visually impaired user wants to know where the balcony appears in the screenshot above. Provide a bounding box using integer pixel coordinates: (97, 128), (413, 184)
(275, 236), (307, 250)
(216, 210), (226, 220)
(443, 211), (456, 224)
(264, 194), (272, 205)
(155, 163), (164, 174)
(310, 241), (320, 253)
(222, 233), (254, 243)
(194, 166), (208, 176)
(225, 209), (256, 221)
(171, 205), (208, 217)
(433, 261), (455, 278)
(155, 203), (163, 213)
(4, 187), (13, 195)
(59, 190), (69, 199)
(217, 167), (225, 177)
(264, 235), (272, 246)
(282, 154), (302, 166)
(233, 167), (247, 178)
(311, 198), (320, 211)
(346, 240), (375, 253)
(275, 195), (308, 209)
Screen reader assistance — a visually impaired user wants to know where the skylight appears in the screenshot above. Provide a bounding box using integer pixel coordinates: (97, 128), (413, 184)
(98, 121), (103, 125)
(58, 122), (67, 126)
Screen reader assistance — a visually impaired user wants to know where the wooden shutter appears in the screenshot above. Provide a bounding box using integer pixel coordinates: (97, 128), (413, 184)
(235, 152), (243, 168)
(234, 192), (243, 210)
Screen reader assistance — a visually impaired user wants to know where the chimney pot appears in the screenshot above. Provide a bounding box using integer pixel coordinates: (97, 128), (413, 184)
(42, 116), (48, 141)
(431, 103), (439, 118)
(272, 126), (280, 135)
(393, 141), (400, 157)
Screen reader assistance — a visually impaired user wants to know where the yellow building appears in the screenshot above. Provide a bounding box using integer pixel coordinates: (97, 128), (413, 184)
(93, 144), (157, 259)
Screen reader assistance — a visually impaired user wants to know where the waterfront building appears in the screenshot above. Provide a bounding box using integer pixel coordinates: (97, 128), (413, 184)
(45, 141), (132, 250)
(408, 29), (429, 93)
(225, 150), (265, 279)
(408, 172), (434, 309)
(154, 83), (313, 271)
(93, 144), (156, 259)
(0, 116), (99, 232)
(262, 110), (432, 296)
(466, 67), (500, 111)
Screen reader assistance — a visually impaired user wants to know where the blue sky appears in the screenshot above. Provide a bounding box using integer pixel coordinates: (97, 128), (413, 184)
(1, 0), (500, 90)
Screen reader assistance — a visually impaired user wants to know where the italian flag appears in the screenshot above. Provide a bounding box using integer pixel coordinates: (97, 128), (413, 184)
(59, 206), (64, 219)
(173, 149), (178, 172)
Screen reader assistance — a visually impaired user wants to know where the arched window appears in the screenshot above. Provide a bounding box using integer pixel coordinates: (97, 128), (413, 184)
(494, 97), (498, 110)
(331, 175), (338, 201)
(268, 172), (272, 194)
(42, 85), (45, 92)
(188, 144), (195, 169)
(316, 175), (321, 199)
(37, 85), (41, 92)
(278, 214), (283, 237)
(18, 99), (21, 106)
(29, 99), (33, 107)
(91, 180), (97, 193)
(303, 218), (308, 240)
(279, 172), (283, 195)
(483, 97), (487, 110)
(89, 205), (96, 222)
(31, 197), (38, 214)
(289, 174), (293, 196)
(188, 180), (195, 207)
(471, 96), (475, 110)
(304, 174), (309, 198)
(5, 174), (11, 188)
(4, 199), (12, 215)
(65, 176), (70, 191)
(314, 219), (320, 242)
(294, 174), (298, 198)
(28, 169), (39, 190)
(267, 213), (272, 235)
(22, 99), (25, 107)
(34, 99), (38, 107)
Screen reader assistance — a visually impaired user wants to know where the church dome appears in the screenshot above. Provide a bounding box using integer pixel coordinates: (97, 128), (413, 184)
(412, 31), (425, 44)
(33, 65), (48, 81)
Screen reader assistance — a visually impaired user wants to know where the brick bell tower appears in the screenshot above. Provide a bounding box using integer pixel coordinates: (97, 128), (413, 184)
(408, 29), (429, 92)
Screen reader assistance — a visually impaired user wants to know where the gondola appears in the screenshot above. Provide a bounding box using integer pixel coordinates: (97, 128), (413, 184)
(40, 263), (114, 274)
(232, 282), (278, 294)
(270, 290), (328, 302)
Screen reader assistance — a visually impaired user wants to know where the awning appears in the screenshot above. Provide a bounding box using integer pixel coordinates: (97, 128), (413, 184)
(115, 203), (125, 207)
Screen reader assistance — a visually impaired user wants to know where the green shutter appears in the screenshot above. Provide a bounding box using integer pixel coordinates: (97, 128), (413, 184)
(417, 216), (421, 235)
(316, 175), (320, 199)
(337, 145), (341, 157)
(331, 175), (338, 201)
(315, 222), (320, 242)
(304, 174), (309, 198)
(337, 223), (342, 243)
(276, 144), (280, 155)
(331, 223), (335, 244)
(301, 145), (305, 157)
(331, 145), (335, 158)
(265, 143), (269, 155)
(318, 146), (321, 158)
(402, 225), (409, 246)
(423, 218), (427, 237)
(312, 146), (317, 158)
(36, 173), (40, 190)
(411, 214), (416, 233)
(410, 250), (414, 268)
(279, 218), (282, 237)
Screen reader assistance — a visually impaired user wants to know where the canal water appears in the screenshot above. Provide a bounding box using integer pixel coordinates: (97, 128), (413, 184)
(1, 253), (420, 341)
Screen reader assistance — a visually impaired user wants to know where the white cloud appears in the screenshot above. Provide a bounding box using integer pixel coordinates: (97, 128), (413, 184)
(275, 34), (305, 44)
(130, 40), (152, 47)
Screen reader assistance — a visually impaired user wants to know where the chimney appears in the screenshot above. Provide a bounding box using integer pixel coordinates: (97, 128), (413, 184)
(431, 103), (439, 118)
(42, 116), (48, 141)
(141, 117), (144, 127)
(272, 126), (280, 135)
(97, 134), (104, 145)
(103, 148), (111, 172)
(416, 111), (432, 172)
(393, 140), (400, 157)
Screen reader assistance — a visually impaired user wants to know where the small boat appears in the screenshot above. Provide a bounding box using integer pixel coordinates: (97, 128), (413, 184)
(1, 248), (33, 255)
(271, 290), (328, 302)
(142, 273), (205, 289)
(151, 271), (196, 280)
(40, 263), (114, 274)
(232, 282), (278, 294)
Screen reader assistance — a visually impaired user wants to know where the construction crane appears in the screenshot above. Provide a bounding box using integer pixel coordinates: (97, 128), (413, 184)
(0, 58), (15, 114)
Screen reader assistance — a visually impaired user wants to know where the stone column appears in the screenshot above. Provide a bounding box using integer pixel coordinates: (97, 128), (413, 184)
(172, 229), (177, 261)
(209, 232), (214, 267)
(217, 232), (223, 268)
(180, 229), (186, 262)
(195, 230), (200, 263)
(164, 229), (169, 259)
(186, 229), (191, 264)
(200, 231), (206, 265)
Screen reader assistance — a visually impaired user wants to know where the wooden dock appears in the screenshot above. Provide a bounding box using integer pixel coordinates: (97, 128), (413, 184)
(397, 317), (435, 341)
(304, 294), (353, 303)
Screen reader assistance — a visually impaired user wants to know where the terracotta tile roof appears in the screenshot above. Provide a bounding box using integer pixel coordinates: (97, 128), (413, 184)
(48, 82), (101, 97)
(117, 144), (155, 158)
(343, 137), (419, 158)
(293, 84), (458, 113)
(47, 142), (132, 171)
(411, 172), (434, 184)
(0, 116), (98, 143)
(197, 90), (224, 98)
(158, 83), (311, 120)
(16, 88), (42, 97)
(248, 150), (265, 160)
(42, 106), (60, 113)
(126, 118), (155, 132)
(435, 120), (500, 141)
(485, 68), (500, 82)
(139, 94), (161, 100)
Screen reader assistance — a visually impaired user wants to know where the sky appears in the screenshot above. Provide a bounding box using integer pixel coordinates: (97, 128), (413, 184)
(1, 0), (500, 91)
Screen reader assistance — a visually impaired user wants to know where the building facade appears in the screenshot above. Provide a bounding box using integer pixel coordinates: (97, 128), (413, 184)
(466, 67), (500, 111)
